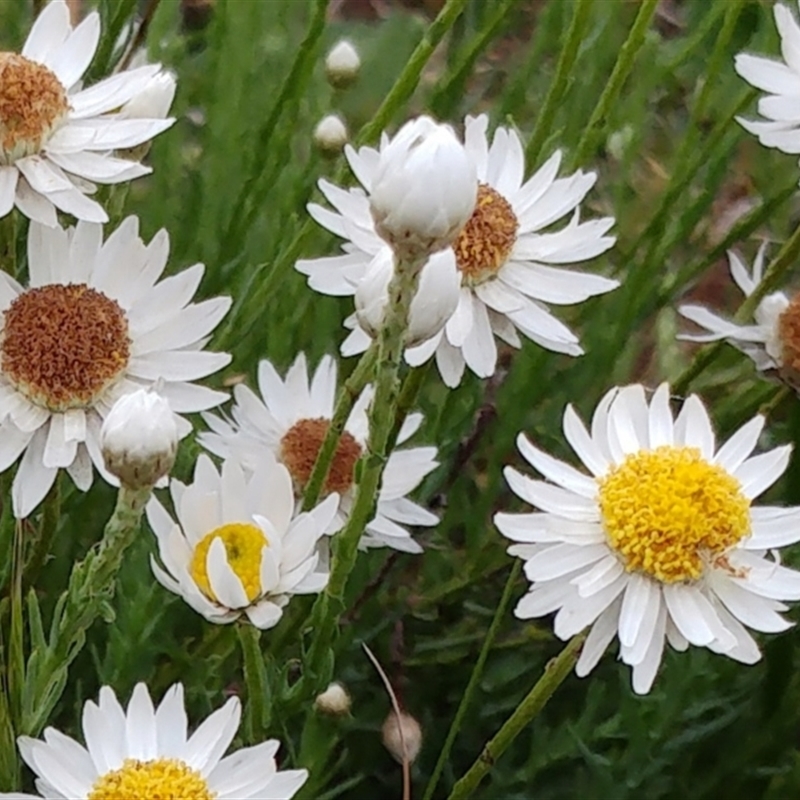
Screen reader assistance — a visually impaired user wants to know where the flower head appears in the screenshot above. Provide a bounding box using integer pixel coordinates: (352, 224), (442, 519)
(0, 217), (231, 518)
(735, 3), (800, 157)
(313, 113), (349, 155)
(147, 453), (338, 628)
(0, 0), (175, 225)
(325, 39), (361, 88)
(199, 353), (438, 553)
(678, 244), (797, 381)
(1, 682), (307, 799)
(495, 384), (800, 694)
(100, 388), (178, 489)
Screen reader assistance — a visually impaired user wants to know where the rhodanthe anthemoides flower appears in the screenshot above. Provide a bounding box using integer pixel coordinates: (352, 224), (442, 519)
(298, 114), (617, 387)
(0, 0), (175, 224)
(0, 217), (231, 518)
(495, 384), (800, 694)
(199, 353), (438, 553)
(678, 244), (800, 384)
(0, 683), (307, 799)
(735, 2), (800, 158)
(147, 453), (338, 628)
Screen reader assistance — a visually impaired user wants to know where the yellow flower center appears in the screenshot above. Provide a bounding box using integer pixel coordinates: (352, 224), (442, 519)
(597, 446), (751, 584)
(453, 183), (518, 286)
(189, 522), (268, 603)
(87, 757), (215, 800)
(0, 53), (69, 164)
(280, 417), (362, 495)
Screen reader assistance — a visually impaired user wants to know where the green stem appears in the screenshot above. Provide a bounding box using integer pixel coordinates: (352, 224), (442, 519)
(446, 633), (585, 800)
(0, 211), (17, 280)
(571, 0), (659, 168)
(302, 344), (378, 511)
(423, 560), (522, 800)
(24, 474), (61, 587)
(525, 0), (594, 166)
(388, 361), (431, 452)
(237, 623), (270, 743)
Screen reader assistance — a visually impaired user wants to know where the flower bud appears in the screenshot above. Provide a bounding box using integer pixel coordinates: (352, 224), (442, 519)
(101, 389), (179, 489)
(325, 40), (361, 88)
(355, 249), (459, 347)
(314, 114), (349, 156)
(369, 116), (477, 262)
(120, 70), (177, 121)
(314, 682), (352, 715)
(381, 710), (422, 764)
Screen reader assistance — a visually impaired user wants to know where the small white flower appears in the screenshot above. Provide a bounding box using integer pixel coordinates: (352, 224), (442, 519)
(0, 0), (175, 225)
(495, 384), (800, 694)
(735, 2), (800, 157)
(353, 248), (460, 347)
(368, 116), (477, 262)
(325, 39), (361, 88)
(0, 216), (231, 518)
(313, 113), (349, 155)
(678, 244), (793, 376)
(199, 353), (438, 554)
(314, 681), (352, 715)
(298, 114), (616, 387)
(147, 453), (338, 629)
(100, 388), (178, 489)
(0, 682), (307, 799)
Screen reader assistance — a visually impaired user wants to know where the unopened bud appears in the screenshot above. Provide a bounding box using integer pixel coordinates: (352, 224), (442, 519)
(314, 682), (351, 715)
(101, 389), (179, 489)
(325, 40), (361, 88)
(381, 710), (422, 764)
(314, 114), (349, 156)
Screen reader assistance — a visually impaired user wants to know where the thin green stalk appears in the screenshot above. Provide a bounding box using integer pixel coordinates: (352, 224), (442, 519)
(423, 560), (522, 800)
(356, 0), (469, 146)
(0, 211), (17, 279)
(302, 344), (378, 511)
(571, 0), (659, 168)
(388, 361), (431, 452)
(446, 634), (586, 800)
(237, 623), (270, 743)
(525, 0), (594, 166)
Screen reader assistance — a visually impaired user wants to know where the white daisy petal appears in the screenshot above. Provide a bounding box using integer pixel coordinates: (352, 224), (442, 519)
(734, 445), (792, 499)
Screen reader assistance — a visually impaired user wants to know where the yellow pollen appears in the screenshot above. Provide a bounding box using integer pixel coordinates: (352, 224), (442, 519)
(1, 284), (130, 412)
(0, 53), (69, 164)
(453, 183), (518, 286)
(597, 446), (751, 584)
(190, 522), (268, 603)
(88, 757), (215, 800)
(280, 417), (362, 495)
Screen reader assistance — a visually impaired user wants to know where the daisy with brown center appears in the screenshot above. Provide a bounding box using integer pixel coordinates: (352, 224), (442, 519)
(298, 114), (617, 387)
(0, 217), (232, 518)
(0, 0), (175, 225)
(146, 453), (338, 628)
(495, 384), (800, 694)
(678, 245), (800, 385)
(199, 353), (438, 553)
(0, 682), (307, 799)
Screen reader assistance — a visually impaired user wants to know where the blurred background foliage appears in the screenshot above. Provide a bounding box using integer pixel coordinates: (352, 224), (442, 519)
(3, 0), (800, 798)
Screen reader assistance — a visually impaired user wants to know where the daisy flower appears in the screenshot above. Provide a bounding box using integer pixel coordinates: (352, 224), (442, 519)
(495, 383), (800, 694)
(678, 244), (800, 382)
(734, 3), (800, 157)
(0, 0), (175, 225)
(297, 114), (617, 387)
(147, 453), (338, 628)
(199, 353), (438, 554)
(0, 217), (231, 518)
(0, 682), (307, 799)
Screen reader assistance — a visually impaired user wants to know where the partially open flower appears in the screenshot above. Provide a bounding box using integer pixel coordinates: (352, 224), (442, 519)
(325, 40), (361, 88)
(314, 681), (352, 715)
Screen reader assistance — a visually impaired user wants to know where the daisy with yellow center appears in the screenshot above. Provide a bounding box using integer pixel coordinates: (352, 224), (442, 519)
(0, 0), (175, 225)
(298, 113), (618, 387)
(678, 244), (800, 388)
(199, 353), (439, 554)
(146, 452), (338, 628)
(495, 383), (800, 694)
(1, 683), (307, 800)
(0, 217), (232, 518)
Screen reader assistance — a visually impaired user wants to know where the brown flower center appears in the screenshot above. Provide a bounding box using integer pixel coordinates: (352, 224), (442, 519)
(779, 293), (800, 377)
(453, 183), (518, 286)
(1, 284), (130, 412)
(280, 417), (362, 495)
(0, 53), (69, 164)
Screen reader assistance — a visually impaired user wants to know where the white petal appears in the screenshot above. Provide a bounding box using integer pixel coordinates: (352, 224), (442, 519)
(734, 445), (792, 499)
